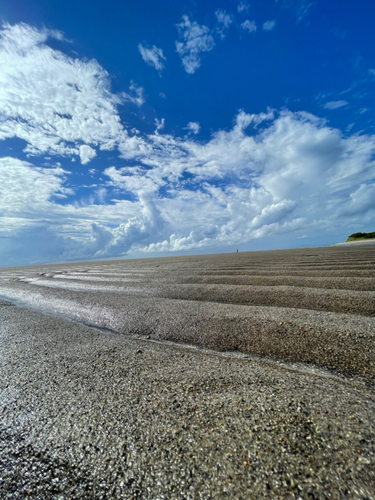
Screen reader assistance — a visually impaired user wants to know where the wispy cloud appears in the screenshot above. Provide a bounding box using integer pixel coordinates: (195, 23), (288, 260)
(138, 43), (166, 72)
(323, 100), (348, 110)
(241, 20), (257, 33)
(175, 15), (215, 74)
(0, 157), (71, 216)
(281, 0), (313, 23)
(238, 2), (251, 13)
(126, 82), (145, 106)
(332, 27), (347, 40)
(263, 20), (276, 31)
(215, 9), (234, 39)
(155, 118), (165, 133)
(215, 9), (233, 28)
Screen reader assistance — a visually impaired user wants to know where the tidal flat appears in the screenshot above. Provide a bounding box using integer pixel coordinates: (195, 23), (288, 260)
(1, 245), (375, 498)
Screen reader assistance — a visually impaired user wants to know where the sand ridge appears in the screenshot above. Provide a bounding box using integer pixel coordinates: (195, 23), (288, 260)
(1, 245), (375, 498)
(1, 244), (375, 384)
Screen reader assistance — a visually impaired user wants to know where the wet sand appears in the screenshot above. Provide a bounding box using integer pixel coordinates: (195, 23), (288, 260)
(1, 245), (375, 498)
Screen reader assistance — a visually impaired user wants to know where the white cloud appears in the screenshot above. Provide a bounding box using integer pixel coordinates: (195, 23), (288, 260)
(175, 15), (215, 74)
(0, 157), (71, 219)
(281, 0), (313, 23)
(215, 9), (233, 39)
(215, 9), (233, 28)
(79, 145), (97, 165)
(105, 165), (162, 196)
(263, 20), (276, 31)
(0, 23), (130, 163)
(2, 108), (375, 265)
(241, 20), (257, 33)
(0, 156), (167, 265)
(1, 25), (375, 265)
(155, 118), (165, 133)
(119, 109), (375, 251)
(323, 100), (348, 110)
(125, 82), (145, 106)
(238, 2), (250, 13)
(185, 122), (200, 134)
(138, 44), (166, 72)
(338, 183), (375, 216)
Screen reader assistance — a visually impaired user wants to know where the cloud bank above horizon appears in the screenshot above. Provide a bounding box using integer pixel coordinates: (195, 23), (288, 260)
(0, 9), (375, 266)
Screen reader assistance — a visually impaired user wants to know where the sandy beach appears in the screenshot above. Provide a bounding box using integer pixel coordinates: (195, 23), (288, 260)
(1, 245), (375, 498)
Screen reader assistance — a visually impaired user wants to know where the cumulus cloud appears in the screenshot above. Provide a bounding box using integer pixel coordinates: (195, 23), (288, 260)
(2, 108), (375, 265)
(79, 145), (97, 165)
(263, 20), (276, 31)
(0, 22), (131, 163)
(77, 196), (166, 259)
(138, 43), (166, 72)
(323, 100), (348, 110)
(117, 109), (375, 252)
(185, 122), (200, 134)
(175, 15), (215, 74)
(0, 156), (167, 265)
(241, 20), (257, 33)
(1, 24), (375, 266)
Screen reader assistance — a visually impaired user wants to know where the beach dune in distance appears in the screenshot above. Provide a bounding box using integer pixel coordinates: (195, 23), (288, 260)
(1, 245), (375, 498)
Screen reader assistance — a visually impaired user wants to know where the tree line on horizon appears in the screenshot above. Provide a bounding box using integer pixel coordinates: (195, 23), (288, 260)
(347, 231), (375, 241)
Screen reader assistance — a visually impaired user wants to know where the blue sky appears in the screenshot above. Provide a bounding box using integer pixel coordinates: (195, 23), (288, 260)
(1, 0), (375, 266)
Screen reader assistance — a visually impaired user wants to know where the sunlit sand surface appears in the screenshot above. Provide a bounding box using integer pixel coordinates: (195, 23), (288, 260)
(1, 245), (374, 498)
